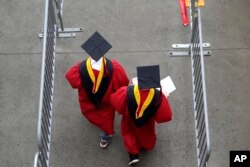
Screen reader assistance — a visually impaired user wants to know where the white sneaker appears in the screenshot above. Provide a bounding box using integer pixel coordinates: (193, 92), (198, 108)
(99, 135), (112, 149)
(128, 159), (139, 165)
(128, 153), (139, 165)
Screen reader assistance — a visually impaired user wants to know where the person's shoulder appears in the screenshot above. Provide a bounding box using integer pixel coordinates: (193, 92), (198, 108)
(109, 59), (125, 70)
(110, 59), (120, 65)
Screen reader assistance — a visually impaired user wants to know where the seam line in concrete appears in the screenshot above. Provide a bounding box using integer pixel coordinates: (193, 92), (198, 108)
(1, 47), (250, 56)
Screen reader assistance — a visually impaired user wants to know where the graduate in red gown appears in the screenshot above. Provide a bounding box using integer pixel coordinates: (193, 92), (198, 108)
(110, 65), (173, 165)
(65, 32), (129, 148)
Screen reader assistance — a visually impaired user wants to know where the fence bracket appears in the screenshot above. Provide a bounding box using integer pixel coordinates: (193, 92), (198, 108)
(169, 43), (211, 57)
(39, 27), (83, 38)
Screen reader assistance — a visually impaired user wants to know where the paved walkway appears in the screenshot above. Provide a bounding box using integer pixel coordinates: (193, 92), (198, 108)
(0, 0), (250, 166)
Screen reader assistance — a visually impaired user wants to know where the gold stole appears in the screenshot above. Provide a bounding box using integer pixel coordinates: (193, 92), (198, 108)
(133, 85), (155, 119)
(86, 57), (106, 93)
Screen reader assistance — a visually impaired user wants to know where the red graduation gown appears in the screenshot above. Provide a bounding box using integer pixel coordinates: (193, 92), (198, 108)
(65, 59), (129, 135)
(110, 86), (172, 154)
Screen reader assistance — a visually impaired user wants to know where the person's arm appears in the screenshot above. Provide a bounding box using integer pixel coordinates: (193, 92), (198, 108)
(65, 62), (82, 89)
(110, 86), (127, 115)
(111, 60), (129, 90)
(155, 95), (173, 123)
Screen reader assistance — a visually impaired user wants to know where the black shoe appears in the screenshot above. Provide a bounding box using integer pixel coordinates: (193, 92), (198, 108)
(128, 153), (139, 165)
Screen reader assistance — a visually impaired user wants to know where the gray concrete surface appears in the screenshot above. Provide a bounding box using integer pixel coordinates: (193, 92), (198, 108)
(0, 0), (250, 167)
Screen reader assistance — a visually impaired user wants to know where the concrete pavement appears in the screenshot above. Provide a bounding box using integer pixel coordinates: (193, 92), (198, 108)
(0, 0), (250, 167)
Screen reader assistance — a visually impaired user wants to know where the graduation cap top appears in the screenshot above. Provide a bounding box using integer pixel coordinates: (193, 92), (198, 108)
(137, 65), (161, 89)
(81, 31), (112, 61)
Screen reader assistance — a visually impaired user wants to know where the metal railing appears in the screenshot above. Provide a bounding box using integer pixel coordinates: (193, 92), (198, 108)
(53, 0), (64, 30)
(190, 5), (211, 167)
(34, 0), (57, 166)
(34, 152), (43, 167)
(169, 0), (211, 166)
(39, 0), (83, 38)
(34, 0), (82, 166)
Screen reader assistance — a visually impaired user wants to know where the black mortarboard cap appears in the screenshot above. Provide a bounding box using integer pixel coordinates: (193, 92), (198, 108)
(137, 65), (161, 89)
(81, 31), (112, 61)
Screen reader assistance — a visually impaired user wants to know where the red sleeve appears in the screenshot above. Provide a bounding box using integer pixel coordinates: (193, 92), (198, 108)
(155, 95), (173, 123)
(111, 60), (129, 91)
(110, 86), (127, 115)
(65, 62), (82, 89)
